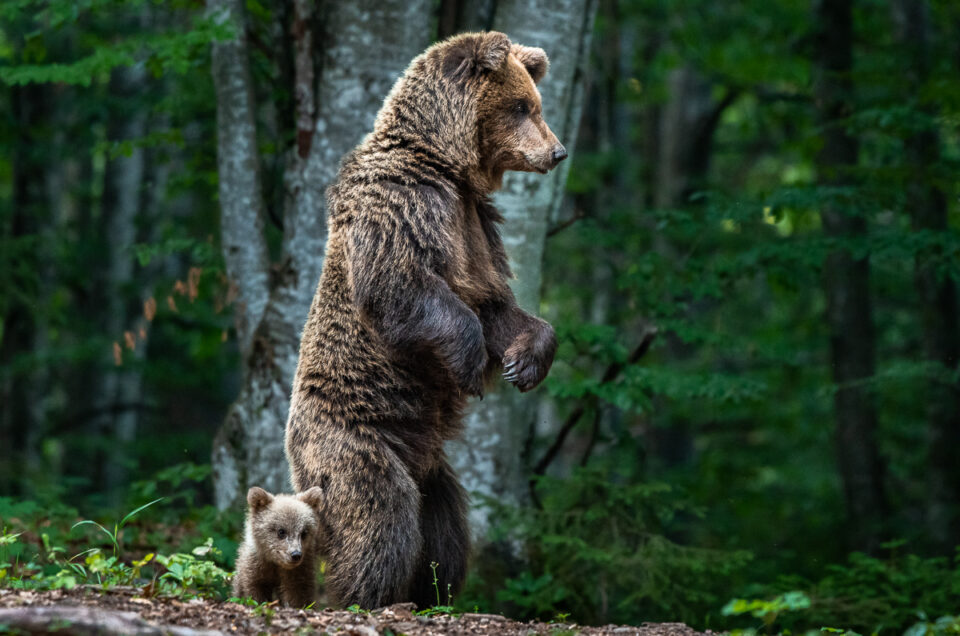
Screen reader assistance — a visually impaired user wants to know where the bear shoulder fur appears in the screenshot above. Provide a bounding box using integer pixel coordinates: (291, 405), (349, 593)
(285, 31), (565, 610)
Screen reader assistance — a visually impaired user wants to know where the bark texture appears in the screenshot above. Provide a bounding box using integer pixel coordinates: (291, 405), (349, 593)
(211, 0), (432, 509)
(814, 0), (887, 551)
(448, 0), (599, 535)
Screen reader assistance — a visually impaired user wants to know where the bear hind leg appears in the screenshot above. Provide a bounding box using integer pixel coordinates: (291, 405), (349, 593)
(409, 458), (469, 609)
(320, 430), (423, 609)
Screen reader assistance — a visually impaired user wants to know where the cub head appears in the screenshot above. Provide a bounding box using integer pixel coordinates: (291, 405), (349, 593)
(246, 486), (324, 569)
(442, 32), (566, 181)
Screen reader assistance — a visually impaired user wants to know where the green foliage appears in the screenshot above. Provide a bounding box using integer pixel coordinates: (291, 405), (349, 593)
(469, 465), (752, 626)
(905, 616), (960, 636)
(742, 546), (960, 634)
(154, 538), (231, 598)
(0, 524), (230, 599)
(72, 497), (163, 557)
(722, 591), (812, 631)
(0, 7), (233, 87)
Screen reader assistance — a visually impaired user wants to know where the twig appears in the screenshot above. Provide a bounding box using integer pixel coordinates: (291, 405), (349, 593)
(530, 325), (658, 498)
(546, 207), (587, 238)
(579, 407), (603, 467)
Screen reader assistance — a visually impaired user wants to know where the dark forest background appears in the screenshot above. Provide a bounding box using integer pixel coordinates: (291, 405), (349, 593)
(1, 0), (959, 632)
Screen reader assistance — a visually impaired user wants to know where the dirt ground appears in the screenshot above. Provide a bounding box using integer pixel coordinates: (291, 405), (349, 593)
(0, 588), (713, 635)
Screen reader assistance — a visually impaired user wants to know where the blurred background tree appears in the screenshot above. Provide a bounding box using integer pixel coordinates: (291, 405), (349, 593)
(1, 0), (958, 632)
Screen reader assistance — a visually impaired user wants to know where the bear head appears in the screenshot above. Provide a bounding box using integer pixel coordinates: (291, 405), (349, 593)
(443, 32), (566, 178)
(375, 31), (566, 193)
(245, 486), (324, 569)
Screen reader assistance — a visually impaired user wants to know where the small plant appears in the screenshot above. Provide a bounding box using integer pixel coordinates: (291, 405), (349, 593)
(904, 615), (960, 636)
(347, 604), (370, 614)
(72, 498), (164, 557)
(155, 538), (231, 598)
(413, 561), (456, 616)
(551, 612), (572, 623)
(722, 591), (811, 631)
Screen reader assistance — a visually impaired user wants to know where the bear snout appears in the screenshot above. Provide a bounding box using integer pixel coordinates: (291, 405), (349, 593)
(289, 550), (302, 563)
(551, 144), (568, 166)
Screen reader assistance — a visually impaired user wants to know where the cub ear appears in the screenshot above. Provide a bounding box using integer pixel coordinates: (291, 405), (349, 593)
(247, 486), (273, 511)
(297, 486), (324, 512)
(512, 44), (549, 84)
(443, 31), (512, 81)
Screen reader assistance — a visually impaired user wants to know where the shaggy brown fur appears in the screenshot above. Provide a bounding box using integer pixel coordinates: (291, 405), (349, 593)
(284, 31), (565, 610)
(232, 486), (325, 608)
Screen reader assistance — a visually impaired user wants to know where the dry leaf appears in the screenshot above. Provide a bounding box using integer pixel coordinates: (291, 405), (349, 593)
(113, 342), (123, 366)
(188, 267), (202, 302)
(167, 295), (178, 312)
(144, 297), (157, 321)
(124, 331), (136, 350)
(173, 280), (187, 296)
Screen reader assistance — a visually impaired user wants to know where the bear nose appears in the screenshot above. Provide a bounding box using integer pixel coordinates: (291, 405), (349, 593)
(290, 550), (302, 563)
(551, 144), (568, 164)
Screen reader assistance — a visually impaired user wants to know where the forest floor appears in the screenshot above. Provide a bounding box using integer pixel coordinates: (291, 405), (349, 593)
(0, 588), (710, 635)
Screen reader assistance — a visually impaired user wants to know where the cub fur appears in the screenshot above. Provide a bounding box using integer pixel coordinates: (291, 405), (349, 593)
(232, 486), (325, 608)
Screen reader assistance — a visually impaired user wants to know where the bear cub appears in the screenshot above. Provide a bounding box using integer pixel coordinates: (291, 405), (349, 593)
(232, 486), (325, 608)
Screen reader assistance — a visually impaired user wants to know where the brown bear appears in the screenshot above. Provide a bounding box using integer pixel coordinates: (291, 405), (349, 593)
(232, 486), (325, 608)
(284, 31), (565, 610)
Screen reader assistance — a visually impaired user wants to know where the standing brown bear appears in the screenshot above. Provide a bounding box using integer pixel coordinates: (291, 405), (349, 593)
(285, 31), (565, 610)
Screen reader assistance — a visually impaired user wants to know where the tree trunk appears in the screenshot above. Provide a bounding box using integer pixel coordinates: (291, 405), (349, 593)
(814, 0), (887, 552)
(208, 0), (273, 506)
(98, 63), (149, 501)
(210, 0), (433, 509)
(447, 0), (599, 536)
(891, 0), (960, 548)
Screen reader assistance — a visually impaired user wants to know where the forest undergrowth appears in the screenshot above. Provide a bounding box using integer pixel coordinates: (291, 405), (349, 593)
(1, 464), (957, 636)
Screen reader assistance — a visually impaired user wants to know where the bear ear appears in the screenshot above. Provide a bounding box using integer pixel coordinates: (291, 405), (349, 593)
(443, 31), (512, 81)
(247, 486), (273, 511)
(512, 44), (549, 84)
(297, 486), (324, 512)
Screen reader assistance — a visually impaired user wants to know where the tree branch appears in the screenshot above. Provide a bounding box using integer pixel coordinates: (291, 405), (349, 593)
(532, 325), (658, 479)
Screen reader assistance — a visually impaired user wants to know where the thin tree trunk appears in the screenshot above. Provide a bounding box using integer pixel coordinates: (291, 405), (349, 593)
(208, 0), (274, 506)
(98, 63), (149, 501)
(210, 0), (433, 508)
(814, 0), (886, 552)
(0, 83), (47, 494)
(448, 0), (599, 537)
(208, 0), (271, 357)
(891, 0), (960, 547)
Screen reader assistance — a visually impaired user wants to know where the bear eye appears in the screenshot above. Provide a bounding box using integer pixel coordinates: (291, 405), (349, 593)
(277, 528), (287, 539)
(300, 530), (308, 539)
(513, 100), (529, 116)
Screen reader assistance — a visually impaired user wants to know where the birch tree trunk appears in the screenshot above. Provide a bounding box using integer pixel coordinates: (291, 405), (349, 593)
(448, 0), (599, 537)
(814, 0), (887, 552)
(211, 0), (432, 509)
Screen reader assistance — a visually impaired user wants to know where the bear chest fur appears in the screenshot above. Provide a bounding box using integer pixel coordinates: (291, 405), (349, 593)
(444, 196), (506, 310)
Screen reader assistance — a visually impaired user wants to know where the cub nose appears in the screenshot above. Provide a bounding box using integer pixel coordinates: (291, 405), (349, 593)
(551, 144), (568, 164)
(289, 550), (302, 563)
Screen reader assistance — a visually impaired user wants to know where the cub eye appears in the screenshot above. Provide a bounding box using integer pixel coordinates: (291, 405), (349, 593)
(513, 100), (529, 116)
(300, 530), (308, 539)
(277, 528), (287, 539)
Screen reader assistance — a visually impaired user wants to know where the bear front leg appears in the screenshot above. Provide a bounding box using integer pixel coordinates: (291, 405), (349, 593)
(502, 317), (556, 392)
(480, 299), (557, 393)
(279, 566), (317, 608)
(349, 220), (488, 397)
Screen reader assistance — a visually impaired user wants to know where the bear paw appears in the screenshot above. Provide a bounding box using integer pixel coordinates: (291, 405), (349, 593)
(502, 321), (557, 393)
